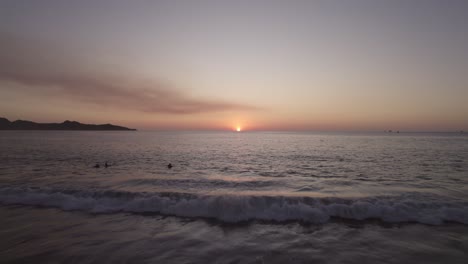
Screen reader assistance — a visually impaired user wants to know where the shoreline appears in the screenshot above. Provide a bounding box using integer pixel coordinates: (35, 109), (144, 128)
(1, 205), (467, 264)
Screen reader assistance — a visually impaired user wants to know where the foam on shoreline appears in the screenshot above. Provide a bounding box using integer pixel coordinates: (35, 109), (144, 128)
(1, 186), (467, 225)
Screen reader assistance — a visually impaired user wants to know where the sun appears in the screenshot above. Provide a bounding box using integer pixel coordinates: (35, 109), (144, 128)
(236, 126), (241, 132)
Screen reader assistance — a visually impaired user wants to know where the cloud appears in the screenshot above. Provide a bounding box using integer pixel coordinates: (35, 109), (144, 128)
(0, 33), (259, 114)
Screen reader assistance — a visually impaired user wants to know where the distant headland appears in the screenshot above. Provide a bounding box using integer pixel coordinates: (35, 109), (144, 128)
(0, 117), (136, 131)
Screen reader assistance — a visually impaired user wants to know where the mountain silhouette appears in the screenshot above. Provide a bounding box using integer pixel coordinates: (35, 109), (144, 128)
(0, 117), (136, 131)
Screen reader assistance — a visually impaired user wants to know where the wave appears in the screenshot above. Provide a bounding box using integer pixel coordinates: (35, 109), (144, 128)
(122, 178), (277, 189)
(0, 187), (467, 225)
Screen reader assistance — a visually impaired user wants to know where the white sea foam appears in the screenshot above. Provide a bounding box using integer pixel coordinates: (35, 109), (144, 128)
(1, 187), (467, 225)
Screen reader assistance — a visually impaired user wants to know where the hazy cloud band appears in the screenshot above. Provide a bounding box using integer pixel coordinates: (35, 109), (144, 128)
(0, 34), (258, 115)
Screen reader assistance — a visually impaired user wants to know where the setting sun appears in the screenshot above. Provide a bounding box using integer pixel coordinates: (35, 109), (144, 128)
(236, 127), (241, 132)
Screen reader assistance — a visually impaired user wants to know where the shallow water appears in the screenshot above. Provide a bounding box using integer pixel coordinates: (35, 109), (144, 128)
(1, 131), (468, 262)
(1, 206), (467, 264)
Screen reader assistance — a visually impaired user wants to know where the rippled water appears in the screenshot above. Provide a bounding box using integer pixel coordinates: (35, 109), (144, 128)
(1, 131), (467, 224)
(1, 131), (468, 263)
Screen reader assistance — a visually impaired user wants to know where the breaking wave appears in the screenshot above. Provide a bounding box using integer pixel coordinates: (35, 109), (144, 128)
(1, 186), (467, 225)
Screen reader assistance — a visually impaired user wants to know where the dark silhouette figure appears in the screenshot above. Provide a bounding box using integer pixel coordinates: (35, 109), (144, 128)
(167, 163), (173, 169)
(94, 163), (100, 168)
(105, 162), (109, 168)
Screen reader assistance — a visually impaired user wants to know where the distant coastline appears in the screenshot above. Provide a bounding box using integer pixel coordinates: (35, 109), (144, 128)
(0, 117), (136, 131)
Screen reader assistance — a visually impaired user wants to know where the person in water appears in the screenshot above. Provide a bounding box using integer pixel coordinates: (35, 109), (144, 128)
(105, 162), (109, 168)
(94, 163), (100, 168)
(167, 163), (173, 169)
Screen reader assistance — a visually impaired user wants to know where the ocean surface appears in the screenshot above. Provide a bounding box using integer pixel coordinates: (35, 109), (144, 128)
(1, 131), (467, 263)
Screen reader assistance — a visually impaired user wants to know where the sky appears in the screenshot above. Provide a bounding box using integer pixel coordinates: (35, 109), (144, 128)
(0, 0), (467, 131)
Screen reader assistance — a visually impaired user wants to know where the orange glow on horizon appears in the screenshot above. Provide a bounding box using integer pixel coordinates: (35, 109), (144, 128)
(236, 126), (241, 132)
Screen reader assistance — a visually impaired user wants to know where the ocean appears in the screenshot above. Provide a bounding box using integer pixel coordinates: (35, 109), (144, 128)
(1, 131), (467, 263)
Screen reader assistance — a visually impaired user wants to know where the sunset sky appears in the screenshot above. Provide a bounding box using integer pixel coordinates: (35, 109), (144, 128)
(1, 0), (467, 131)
